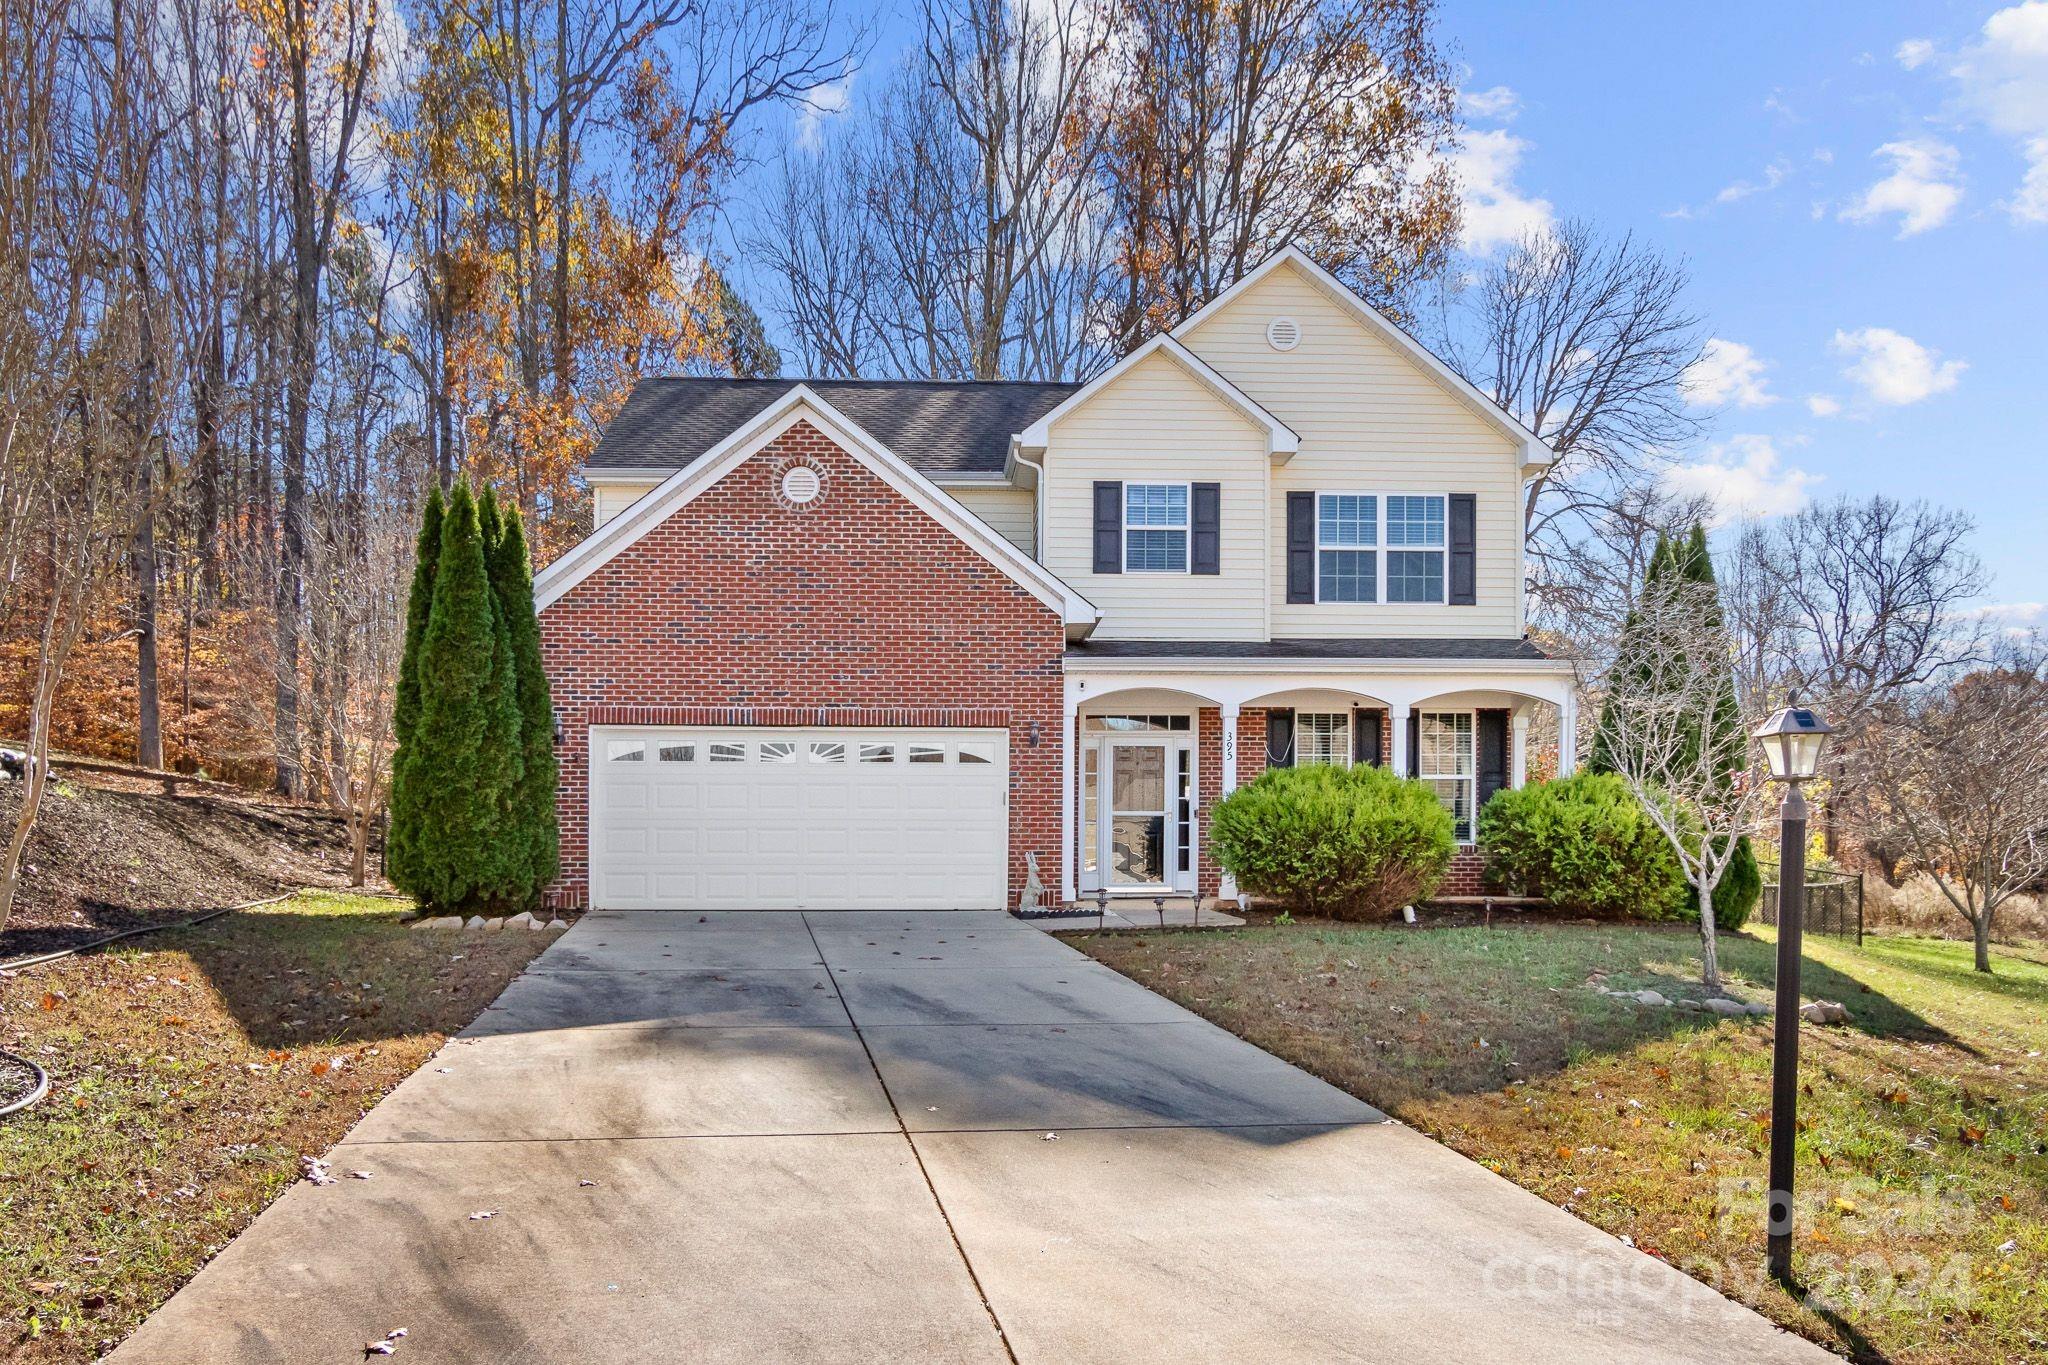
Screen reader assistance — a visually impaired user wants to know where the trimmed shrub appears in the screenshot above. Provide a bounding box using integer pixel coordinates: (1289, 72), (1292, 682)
(1210, 763), (1454, 920)
(1478, 773), (1689, 920)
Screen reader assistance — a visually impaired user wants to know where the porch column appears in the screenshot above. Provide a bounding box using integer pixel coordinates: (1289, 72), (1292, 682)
(1220, 705), (1241, 795)
(1060, 687), (1079, 904)
(1511, 711), (1530, 789)
(1390, 703), (1412, 776)
(1217, 704), (1240, 902)
(1558, 691), (1578, 776)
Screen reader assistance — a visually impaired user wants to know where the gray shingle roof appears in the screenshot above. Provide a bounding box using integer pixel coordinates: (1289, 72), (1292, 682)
(1065, 637), (1554, 662)
(586, 378), (1082, 477)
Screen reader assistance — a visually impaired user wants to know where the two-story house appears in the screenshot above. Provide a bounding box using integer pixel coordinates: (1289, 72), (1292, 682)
(534, 247), (1579, 912)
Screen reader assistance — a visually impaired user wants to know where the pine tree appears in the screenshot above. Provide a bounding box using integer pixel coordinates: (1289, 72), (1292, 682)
(389, 483), (522, 911)
(488, 509), (558, 905)
(386, 485), (445, 892)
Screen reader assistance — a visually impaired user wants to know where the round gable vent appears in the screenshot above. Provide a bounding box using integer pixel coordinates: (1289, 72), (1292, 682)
(779, 464), (822, 506)
(1265, 316), (1302, 351)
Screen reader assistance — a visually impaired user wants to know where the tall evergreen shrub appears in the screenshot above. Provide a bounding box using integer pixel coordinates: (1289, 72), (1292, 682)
(386, 485), (444, 891)
(487, 507), (558, 904)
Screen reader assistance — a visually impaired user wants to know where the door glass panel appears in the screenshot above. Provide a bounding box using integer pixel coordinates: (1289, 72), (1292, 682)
(1081, 747), (1099, 875)
(1110, 745), (1168, 885)
(1176, 748), (1192, 875)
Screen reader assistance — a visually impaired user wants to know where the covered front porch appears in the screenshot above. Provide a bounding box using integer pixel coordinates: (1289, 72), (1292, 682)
(1059, 644), (1579, 908)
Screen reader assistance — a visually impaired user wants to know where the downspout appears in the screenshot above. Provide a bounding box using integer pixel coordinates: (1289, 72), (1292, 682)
(1011, 439), (1048, 565)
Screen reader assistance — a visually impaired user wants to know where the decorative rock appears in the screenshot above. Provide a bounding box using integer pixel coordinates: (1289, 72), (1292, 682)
(543, 918), (570, 932)
(1633, 990), (1670, 1008)
(463, 915), (487, 931)
(411, 916), (463, 931)
(505, 912), (537, 930)
(1800, 1000), (1850, 1024)
(1674, 998), (1703, 1012)
(480, 917), (503, 933)
(1703, 997), (1751, 1017)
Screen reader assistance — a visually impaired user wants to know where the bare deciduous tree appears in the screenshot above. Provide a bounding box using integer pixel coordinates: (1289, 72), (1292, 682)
(1594, 573), (1769, 991)
(1432, 218), (1706, 639)
(1857, 649), (2048, 974)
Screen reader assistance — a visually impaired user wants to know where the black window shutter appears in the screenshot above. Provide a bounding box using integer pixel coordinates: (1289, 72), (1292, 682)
(1354, 708), (1384, 767)
(1477, 709), (1510, 815)
(1191, 482), (1221, 575)
(1448, 493), (1477, 605)
(1407, 711), (1421, 779)
(1266, 709), (1295, 768)
(1093, 481), (1122, 574)
(1286, 491), (1315, 603)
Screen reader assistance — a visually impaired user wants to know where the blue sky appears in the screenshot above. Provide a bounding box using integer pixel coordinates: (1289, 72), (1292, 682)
(732, 0), (2048, 617)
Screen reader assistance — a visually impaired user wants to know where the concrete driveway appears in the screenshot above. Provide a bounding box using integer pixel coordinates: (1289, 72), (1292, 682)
(113, 911), (1833, 1364)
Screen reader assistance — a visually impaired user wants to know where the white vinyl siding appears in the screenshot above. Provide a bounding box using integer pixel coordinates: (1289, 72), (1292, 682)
(1041, 350), (1268, 639)
(1178, 264), (1522, 637)
(946, 483), (1037, 556)
(592, 479), (660, 528)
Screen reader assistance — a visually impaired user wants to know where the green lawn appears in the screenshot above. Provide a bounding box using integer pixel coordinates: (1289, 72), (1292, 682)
(1076, 919), (2048, 1365)
(0, 892), (546, 1363)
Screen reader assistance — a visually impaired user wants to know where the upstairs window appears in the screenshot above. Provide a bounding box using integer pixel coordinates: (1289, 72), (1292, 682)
(1316, 495), (1377, 602)
(1124, 483), (1189, 572)
(1312, 492), (1447, 604)
(1385, 495), (1446, 603)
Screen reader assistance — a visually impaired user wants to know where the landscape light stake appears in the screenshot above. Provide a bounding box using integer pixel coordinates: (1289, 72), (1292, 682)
(1754, 700), (1833, 1285)
(1154, 895), (1166, 930)
(1096, 886), (1108, 931)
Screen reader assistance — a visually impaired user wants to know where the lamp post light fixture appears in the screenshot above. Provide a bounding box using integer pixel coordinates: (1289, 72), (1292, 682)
(1754, 699), (1833, 1284)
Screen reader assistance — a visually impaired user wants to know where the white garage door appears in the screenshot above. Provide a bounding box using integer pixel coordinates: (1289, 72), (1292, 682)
(589, 727), (1009, 910)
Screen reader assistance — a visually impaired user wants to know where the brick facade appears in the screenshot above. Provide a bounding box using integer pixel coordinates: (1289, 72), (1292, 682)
(538, 419), (1066, 909)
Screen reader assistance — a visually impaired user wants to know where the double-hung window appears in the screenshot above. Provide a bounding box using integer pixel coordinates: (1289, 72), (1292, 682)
(1124, 484), (1189, 572)
(1418, 711), (1475, 841)
(1316, 495), (1377, 602)
(1385, 495), (1447, 603)
(1313, 493), (1447, 603)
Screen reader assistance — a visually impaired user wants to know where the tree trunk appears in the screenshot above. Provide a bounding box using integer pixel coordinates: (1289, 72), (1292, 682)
(1697, 879), (1722, 991)
(1973, 914), (1993, 974)
(350, 807), (369, 887)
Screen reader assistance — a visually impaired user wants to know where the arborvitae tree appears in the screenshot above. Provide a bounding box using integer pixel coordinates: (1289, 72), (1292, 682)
(386, 485), (445, 892)
(477, 479), (503, 553)
(389, 483), (523, 911)
(488, 510), (559, 904)
(1588, 532), (1675, 776)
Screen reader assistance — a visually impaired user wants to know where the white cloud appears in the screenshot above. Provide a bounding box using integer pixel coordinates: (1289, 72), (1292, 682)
(1448, 127), (1555, 253)
(1804, 393), (1842, 417)
(1841, 138), (1964, 235)
(793, 65), (857, 152)
(1830, 326), (1967, 404)
(1895, 37), (1936, 70)
(1681, 338), (1777, 409)
(1944, 2), (2048, 223)
(1460, 85), (1521, 120)
(1716, 160), (1791, 204)
(1663, 435), (1820, 526)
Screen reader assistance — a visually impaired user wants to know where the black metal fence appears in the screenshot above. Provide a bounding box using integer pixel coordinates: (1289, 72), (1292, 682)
(1759, 874), (1864, 945)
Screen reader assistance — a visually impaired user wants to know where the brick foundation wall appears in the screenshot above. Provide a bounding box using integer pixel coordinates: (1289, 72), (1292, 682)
(1438, 847), (1491, 897)
(538, 419), (1066, 910)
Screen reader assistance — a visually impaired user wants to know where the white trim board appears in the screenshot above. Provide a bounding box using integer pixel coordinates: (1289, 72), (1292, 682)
(1016, 334), (1299, 459)
(1170, 246), (1555, 470)
(535, 384), (1101, 632)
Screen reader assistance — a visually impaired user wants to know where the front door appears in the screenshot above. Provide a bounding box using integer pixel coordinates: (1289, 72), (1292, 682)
(1107, 740), (1172, 887)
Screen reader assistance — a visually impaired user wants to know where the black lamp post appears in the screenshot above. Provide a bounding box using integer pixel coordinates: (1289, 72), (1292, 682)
(1753, 699), (1833, 1283)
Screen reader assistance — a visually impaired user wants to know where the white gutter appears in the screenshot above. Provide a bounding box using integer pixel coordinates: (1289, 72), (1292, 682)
(1062, 653), (1574, 675)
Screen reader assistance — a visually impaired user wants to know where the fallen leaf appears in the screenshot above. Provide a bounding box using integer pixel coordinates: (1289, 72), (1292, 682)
(39, 992), (61, 1011)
